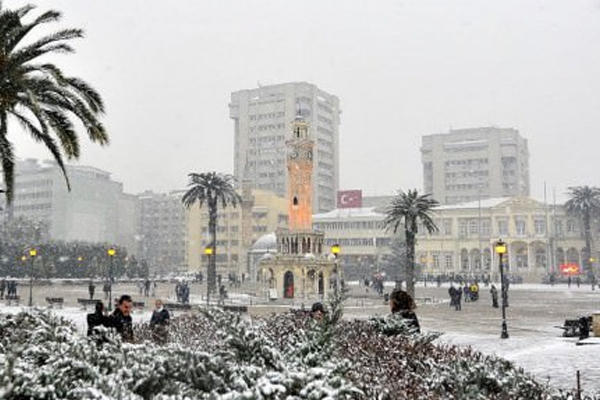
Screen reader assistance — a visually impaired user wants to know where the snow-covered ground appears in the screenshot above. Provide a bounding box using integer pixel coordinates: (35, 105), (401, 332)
(1, 281), (599, 395)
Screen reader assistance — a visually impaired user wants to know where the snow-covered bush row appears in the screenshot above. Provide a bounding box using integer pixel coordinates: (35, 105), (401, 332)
(0, 308), (595, 399)
(0, 310), (359, 399)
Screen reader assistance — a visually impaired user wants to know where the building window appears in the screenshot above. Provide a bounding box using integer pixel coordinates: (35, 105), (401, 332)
(497, 220), (508, 236)
(481, 219), (491, 236)
(469, 220), (479, 235)
(443, 220), (452, 235)
(445, 254), (453, 269)
(534, 219), (546, 235)
(459, 219), (468, 236)
(515, 219), (526, 236)
(432, 254), (440, 269)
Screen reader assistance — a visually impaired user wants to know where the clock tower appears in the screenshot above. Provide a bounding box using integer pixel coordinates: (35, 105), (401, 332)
(257, 114), (339, 301)
(286, 115), (314, 231)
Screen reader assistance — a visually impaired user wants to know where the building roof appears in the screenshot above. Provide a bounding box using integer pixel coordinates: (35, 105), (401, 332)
(313, 207), (385, 220)
(250, 232), (277, 251)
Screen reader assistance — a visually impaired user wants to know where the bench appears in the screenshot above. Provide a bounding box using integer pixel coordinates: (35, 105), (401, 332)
(77, 298), (100, 309)
(221, 305), (248, 313)
(45, 297), (64, 309)
(6, 295), (20, 306)
(164, 302), (192, 312)
(415, 297), (434, 304)
(133, 301), (145, 309)
(556, 316), (592, 338)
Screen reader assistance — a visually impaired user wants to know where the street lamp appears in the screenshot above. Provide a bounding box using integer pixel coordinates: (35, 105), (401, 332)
(495, 239), (509, 339)
(331, 244), (340, 294)
(107, 248), (116, 311)
(28, 248), (37, 307)
(204, 246), (213, 308)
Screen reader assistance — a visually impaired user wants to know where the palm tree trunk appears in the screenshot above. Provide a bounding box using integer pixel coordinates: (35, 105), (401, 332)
(208, 199), (217, 294)
(405, 220), (416, 298)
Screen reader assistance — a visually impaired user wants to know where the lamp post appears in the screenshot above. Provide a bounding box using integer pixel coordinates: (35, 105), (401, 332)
(495, 239), (509, 339)
(28, 248), (37, 307)
(205, 246), (213, 308)
(107, 248), (116, 311)
(77, 256), (84, 278)
(331, 244), (340, 295)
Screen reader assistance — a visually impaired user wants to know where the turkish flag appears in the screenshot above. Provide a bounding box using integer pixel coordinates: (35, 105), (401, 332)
(337, 190), (362, 208)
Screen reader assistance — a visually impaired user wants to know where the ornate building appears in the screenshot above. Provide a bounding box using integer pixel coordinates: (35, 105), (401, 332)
(258, 116), (338, 300)
(415, 197), (596, 282)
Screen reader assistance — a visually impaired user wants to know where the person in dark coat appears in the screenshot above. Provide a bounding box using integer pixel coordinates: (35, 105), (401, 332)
(0, 278), (5, 300)
(490, 285), (499, 308)
(389, 288), (420, 333)
(87, 301), (109, 336)
(108, 295), (134, 342)
(88, 280), (96, 300)
(150, 299), (170, 344)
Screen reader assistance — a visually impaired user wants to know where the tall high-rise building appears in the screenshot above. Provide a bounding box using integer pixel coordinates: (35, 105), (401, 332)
(229, 82), (341, 213)
(421, 127), (530, 205)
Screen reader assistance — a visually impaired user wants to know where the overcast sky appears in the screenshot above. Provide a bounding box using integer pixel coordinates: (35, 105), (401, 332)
(6, 0), (600, 200)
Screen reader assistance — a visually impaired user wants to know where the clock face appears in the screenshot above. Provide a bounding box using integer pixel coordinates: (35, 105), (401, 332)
(290, 150), (298, 159)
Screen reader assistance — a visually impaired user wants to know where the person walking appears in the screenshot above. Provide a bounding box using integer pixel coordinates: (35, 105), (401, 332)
(490, 285), (499, 308)
(454, 287), (462, 311)
(389, 288), (420, 333)
(150, 299), (170, 344)
(108, 295), (134, 342)
(88, 280), (96, 300)
(0, 278), (5, 300)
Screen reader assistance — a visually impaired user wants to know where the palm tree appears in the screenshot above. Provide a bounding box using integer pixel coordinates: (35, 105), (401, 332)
(0, 3), (107, 202)
(565, 186), (600, 277)
(182, 172), (242, 293)
(384, 189), (438, 297)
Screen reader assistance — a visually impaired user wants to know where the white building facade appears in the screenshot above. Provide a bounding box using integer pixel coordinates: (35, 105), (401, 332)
(230, 82), (341, 213)
(422, 127), (530, 205)
(6, 159), (134, 248)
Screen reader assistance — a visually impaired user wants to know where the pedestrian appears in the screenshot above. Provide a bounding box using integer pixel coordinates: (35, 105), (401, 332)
(150, 299), (170, 344)
(103, 282), (110, 300)
(108, 295), (134, 342)
(144, 279), (151, 297)
(568, 276), (572, 288)
(182, 282), (190, 304)
(87, 301), (109, 336)
(576, 276), (581, 288)
(454, 287), (462, 311)
(389, 288), (420, 333)
(311, 301), (327, 321)
(88, 280), (96, 300)
(448, 285), (456, 308)
(463, 284), (470, 303)
(0, 278), (5, 300)
(490, 285), (499, 308)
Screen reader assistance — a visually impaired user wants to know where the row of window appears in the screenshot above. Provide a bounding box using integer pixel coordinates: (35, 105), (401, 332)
(445, 158), (489, 167)
(248, 111), (286, 121)
(15, 191), (53, 200)
(15, 179), (54, 189)
(314, 221), (384, 231)
(418, 217), (579, 237)
(13, 203), (52, 211)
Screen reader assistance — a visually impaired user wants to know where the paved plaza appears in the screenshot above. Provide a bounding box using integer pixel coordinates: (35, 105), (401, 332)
(1, 279), (599, 394)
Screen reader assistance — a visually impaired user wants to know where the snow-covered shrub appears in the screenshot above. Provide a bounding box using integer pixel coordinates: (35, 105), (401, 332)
(0, 309), (360, 399)
(0, 308), (596, 400)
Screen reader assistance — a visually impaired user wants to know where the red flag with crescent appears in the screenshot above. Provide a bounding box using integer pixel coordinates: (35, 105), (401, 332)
(337, 190), (362, 208)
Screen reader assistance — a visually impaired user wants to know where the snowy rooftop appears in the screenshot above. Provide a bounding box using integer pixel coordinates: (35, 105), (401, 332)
(313, 207), (385, 220)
